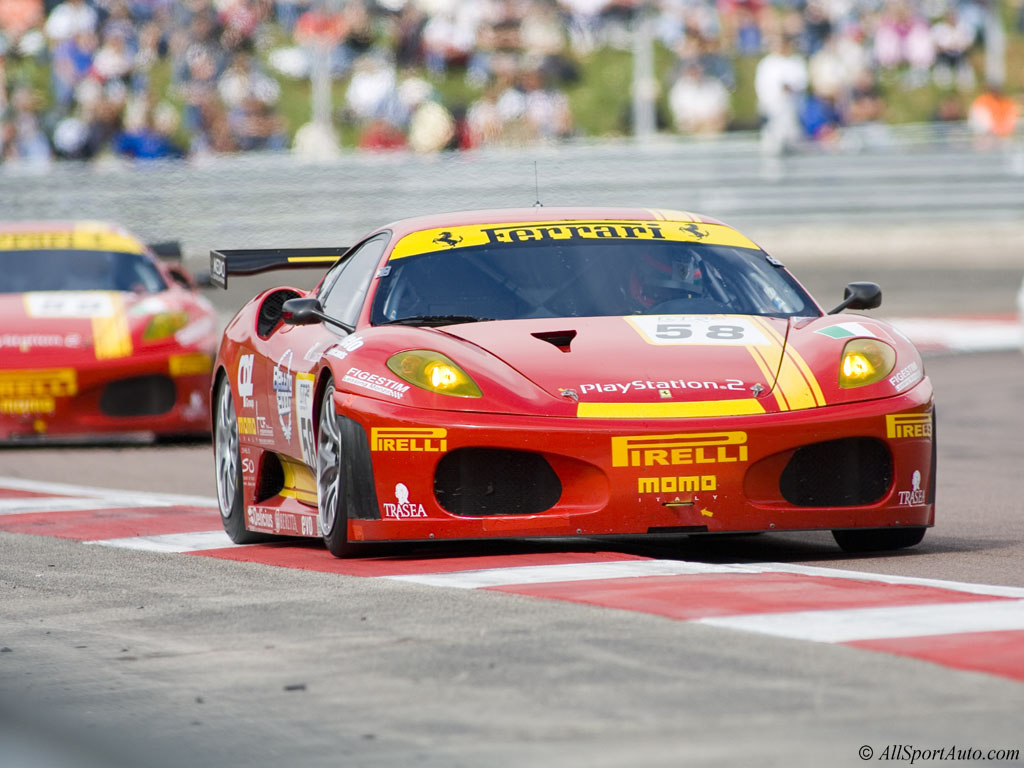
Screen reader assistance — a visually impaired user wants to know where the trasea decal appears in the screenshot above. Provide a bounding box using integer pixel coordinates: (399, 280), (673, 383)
(0, 368), (78, 398)
(580, 379), (746, 395)
(0, 333), (82, 352)
(342, 368), (409, 400)
(382, 483), (427, 519)
(886, 413), (932, 439)
(371, 427), (447, 452)
(273, 349), (294, 442)
(237, 354), (255, 407)
(638, 475), (717, 493)
(296, 372), (316, 465)
(889, 362), (922, 393)
(898, 470), (926, 506)
(625, 316), (772, 347)
(611, 432), (748, 468)
(388, 220), (760, 260)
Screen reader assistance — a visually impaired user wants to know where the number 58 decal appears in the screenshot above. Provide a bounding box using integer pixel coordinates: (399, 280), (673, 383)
(625, 316), (772, 346)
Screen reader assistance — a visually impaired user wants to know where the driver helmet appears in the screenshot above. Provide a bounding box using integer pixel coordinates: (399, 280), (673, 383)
(629, 248), (704, 308)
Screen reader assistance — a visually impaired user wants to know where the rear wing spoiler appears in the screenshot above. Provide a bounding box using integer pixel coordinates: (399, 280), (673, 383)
(209, 247), (349, 289)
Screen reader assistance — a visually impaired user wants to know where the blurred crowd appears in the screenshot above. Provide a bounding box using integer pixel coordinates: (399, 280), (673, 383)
(0, 0), (1021, 165)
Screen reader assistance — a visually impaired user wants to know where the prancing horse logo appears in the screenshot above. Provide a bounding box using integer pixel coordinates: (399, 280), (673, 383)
(680, 223), (709, 240)
(433, 231), (463, 248)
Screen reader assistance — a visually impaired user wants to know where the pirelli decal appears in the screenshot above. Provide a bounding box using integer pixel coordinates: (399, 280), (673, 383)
(0, 368), (78, 399)
(611, 432), (748, 468)
(389, 220), (760, 260)
(371, 427), (447, 452)
(886, 413), (932, 439)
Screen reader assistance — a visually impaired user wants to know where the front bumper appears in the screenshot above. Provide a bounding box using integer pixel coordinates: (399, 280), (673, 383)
(338, 379), (935, 543)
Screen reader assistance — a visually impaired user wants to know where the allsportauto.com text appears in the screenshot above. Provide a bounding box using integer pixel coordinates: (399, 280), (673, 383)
(859, 745), (1020, 762)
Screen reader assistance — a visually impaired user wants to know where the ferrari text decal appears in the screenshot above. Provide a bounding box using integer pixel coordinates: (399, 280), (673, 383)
(579, 379), (746, 395)
(889, 361), (922, 393)
(296, 372), (316, 465)
(388, 220), (760, 260)
(342, 367), (409, 399)
(0, 230), (144, 253)
(382, 483), (427, 519)
(611, 432), (748, 468)
(898, 470), (926, 506)
(273, 349), (294, 442)
(371, 427), (447, 452)
(886, 413), (932, 439)
(638, 475), (717, 493)
(625, 316), (772, 347)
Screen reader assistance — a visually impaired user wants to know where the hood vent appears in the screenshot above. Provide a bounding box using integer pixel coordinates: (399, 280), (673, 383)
(531, 329), (576, 352)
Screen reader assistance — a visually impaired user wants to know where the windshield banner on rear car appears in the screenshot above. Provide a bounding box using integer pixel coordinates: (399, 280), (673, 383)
(389, 220), (760, 260)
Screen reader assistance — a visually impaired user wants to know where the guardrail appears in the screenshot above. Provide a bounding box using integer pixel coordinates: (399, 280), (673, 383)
(3, 124), (1023, 265)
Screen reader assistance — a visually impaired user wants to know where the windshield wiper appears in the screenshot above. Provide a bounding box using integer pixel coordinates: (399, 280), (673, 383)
(380, 314), (495, 327)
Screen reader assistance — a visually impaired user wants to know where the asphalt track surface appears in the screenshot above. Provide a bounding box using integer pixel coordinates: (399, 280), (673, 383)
(2, 266), (1024, 768)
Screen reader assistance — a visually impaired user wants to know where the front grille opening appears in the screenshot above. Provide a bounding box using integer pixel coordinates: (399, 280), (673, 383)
(99, 375), (176, 417)
(434, 448), (562, 516)
(779, 437), (892, 507)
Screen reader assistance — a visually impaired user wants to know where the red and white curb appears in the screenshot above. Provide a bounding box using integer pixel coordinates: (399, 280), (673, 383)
(3, 476), (1024, 684)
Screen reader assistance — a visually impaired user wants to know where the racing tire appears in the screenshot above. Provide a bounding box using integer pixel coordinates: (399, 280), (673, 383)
(213, 374), (274, 544)
(316, 381), (364, 558)
(831, 527), (926, 553)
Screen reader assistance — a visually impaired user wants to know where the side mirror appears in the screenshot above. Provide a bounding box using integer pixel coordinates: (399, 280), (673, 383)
(829, 282), (882, 314)
(281, 297), (356, 333)
(166, 265), (197, 291)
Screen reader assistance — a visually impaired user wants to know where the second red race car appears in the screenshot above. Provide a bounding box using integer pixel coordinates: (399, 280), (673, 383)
(210, 207), (935, 557)
(0, 220), (218, 442)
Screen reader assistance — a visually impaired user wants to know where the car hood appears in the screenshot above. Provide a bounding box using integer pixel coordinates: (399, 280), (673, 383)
(0, 290), (209, 366)
(441, 315), (790, 415)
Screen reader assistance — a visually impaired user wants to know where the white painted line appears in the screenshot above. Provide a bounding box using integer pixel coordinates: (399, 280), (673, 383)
(386, 559), (764, 589)
(0, 476), (218, 509)
(699, 599), (1024, 643)
(753, 562), (1024, 600)
(889, 317), (1021, 353)
(0, 497), (131, 516)
(86, 530), (238, 553)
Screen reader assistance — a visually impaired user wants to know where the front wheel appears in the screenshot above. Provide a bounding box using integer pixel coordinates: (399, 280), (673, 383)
(832, 527), (926, 553)
(316, 381), (362, 557)
(213, 374), (273, 544)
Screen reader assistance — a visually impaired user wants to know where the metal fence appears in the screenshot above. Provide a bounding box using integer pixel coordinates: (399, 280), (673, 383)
(4, 124), (1024, 272)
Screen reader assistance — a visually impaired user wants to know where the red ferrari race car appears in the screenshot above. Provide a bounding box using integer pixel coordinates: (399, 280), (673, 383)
(210, 207), (934, 557)
(0, 220), (218, 442)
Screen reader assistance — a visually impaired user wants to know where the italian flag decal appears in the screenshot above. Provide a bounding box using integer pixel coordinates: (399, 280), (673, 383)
(816, 322), (874, 339)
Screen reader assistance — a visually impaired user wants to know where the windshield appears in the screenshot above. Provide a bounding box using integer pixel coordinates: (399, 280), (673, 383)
(371, 240), (817, 325)
(0, 250), (168, 294)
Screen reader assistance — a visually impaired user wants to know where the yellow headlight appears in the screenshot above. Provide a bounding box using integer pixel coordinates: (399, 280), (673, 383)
(839, 338), (896, 388)
(143, 311), (189, 341)
(387, 351), (482, 397)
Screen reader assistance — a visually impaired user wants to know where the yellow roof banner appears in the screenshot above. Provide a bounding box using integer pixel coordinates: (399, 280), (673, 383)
(0, 225), (144, 254)
(389, 220), (760, 260)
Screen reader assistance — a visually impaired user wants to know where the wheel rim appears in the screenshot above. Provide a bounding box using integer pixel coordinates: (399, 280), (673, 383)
(214, 378), (240, 520)
(316, 383), (341, 536)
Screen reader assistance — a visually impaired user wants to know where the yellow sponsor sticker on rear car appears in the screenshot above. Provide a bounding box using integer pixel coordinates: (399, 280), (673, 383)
(169, 353), (213, 377)
(0, 369), (78, 399)
(389, 220), (760, 260)
(0, 229), (144, 254)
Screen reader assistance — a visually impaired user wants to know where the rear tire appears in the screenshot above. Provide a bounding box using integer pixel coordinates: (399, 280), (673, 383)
(832, 526), (926, 553)
(316, 381), (362, 557)
(213, 374), (273, 544)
